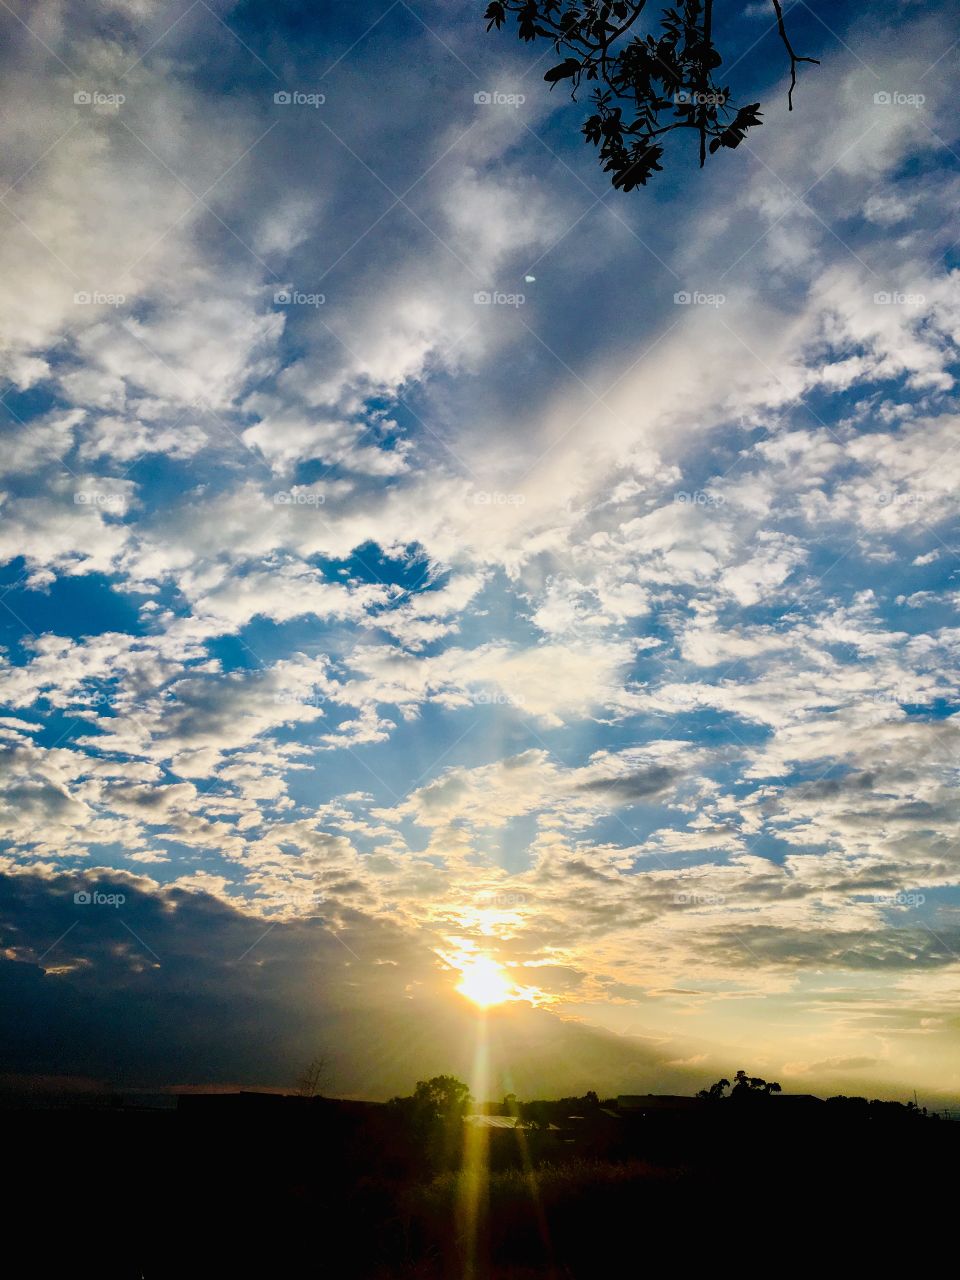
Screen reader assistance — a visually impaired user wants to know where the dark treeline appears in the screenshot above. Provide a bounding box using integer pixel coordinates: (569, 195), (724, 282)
(6, 1072), (956, 1277)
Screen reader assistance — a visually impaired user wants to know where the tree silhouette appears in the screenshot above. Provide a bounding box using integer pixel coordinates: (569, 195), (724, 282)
(697, 1071), (782, 1099)
(296, 1054), (328, 1097)
(731, 1068), (781, 1098)
(482, 1), (819, 188)
(411, 1074), (473, 1119)
(389, 1075), (473, 1171)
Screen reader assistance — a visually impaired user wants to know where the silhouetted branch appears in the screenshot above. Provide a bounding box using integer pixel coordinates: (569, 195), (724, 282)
(483, 1), (822, 187)
(770, 0), (820, 111)
(296, 1054), (328, 1097)
(698, 0), (713, 166)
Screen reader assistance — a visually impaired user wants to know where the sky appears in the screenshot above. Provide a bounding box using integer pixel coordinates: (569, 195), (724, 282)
(1, 0), (960, 1105)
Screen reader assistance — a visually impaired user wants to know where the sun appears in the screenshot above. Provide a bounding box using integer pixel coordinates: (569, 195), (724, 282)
(455, 955), (514, 1008)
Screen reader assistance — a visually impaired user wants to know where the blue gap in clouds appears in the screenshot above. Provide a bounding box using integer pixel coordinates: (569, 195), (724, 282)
(0, 562), (144, 643)
(206, 632), (271, 675)
(313, 539), (434, 592)
(471, 813), (539, 876)
(0, 385), (58, 424)
(228, 0), (390, 61)
(211, 609), (387, 674)
(121, 453), (220, 508)
(127, 837), (237, 887)
(803, 383), (950, 440)
(127, 0), (378, 100)
(283, 699), (535, 816)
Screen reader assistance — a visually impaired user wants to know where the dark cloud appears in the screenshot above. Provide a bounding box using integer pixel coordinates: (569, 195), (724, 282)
(577, 766), (680, 802)
(0, 870), (720, 1098)
(799, 772), (878, 798)
(699, 924), (960, 971)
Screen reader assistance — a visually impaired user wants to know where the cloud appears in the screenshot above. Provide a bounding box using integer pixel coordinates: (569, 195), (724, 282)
(0, 866), (730, 1097)
(577, 766), (681, 802)
(0, 0), (959, 1100)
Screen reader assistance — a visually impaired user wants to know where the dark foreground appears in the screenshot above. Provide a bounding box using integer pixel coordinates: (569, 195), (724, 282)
(8, 1092), (957, 1277)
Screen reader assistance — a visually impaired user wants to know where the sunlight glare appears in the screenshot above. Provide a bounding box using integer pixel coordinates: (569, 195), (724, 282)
(456, 955), (514, 1008)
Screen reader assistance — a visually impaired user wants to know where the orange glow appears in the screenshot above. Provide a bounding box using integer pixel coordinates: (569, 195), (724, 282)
(455, 955), (514, 1008)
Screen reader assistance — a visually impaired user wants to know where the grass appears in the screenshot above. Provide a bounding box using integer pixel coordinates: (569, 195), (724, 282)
(394, 1158), (684, 1276)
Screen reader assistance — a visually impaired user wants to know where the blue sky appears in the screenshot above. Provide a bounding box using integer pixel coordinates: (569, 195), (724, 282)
(2, 0), (960, 1101)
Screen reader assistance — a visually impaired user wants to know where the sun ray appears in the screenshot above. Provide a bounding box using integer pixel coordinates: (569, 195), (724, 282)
(455, 954), (514, 1008)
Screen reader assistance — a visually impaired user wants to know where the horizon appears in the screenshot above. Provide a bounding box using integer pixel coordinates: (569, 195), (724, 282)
(6, 1066), (955, 1114)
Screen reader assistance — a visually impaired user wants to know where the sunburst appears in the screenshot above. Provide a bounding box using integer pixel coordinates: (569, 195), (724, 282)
(455, 954), (514, 1007)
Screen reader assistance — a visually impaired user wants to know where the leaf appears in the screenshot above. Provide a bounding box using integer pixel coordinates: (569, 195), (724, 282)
(544, 58), (582, 82)
(483, 2), (505, 32)
(518, 12), (541, 41)
(582, 114), (604, 147)
(607, 142), (664, 190)
(709, 102), (762, 152)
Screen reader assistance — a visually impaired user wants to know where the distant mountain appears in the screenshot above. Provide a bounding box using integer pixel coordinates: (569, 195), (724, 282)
(317, 999), (717, 1100)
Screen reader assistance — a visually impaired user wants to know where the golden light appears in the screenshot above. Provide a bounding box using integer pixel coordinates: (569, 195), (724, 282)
(455, 954), (514, 1008)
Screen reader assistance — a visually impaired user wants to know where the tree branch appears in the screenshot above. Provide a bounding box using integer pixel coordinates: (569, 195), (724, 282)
(699, 0), (713, 166)
(770, 0), (820, 111)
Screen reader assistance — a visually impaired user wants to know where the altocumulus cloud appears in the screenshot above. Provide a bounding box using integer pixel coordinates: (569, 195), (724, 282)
(0, 0), (959, 1100)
